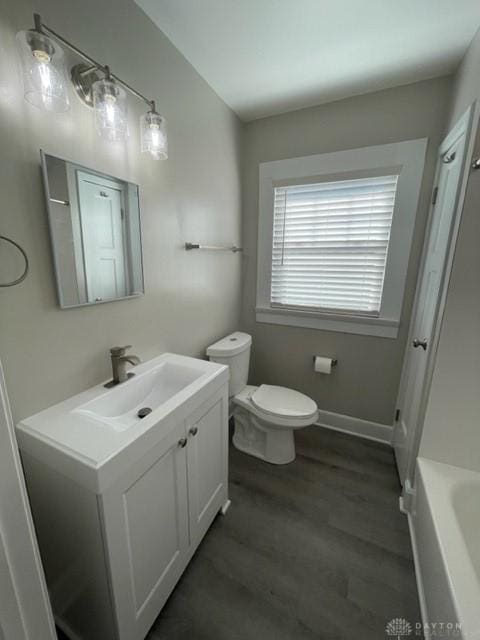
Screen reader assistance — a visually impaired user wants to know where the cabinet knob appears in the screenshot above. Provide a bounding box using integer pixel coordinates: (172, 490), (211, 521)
(189, 427), (198, 437)
(178, 437), (187, 448)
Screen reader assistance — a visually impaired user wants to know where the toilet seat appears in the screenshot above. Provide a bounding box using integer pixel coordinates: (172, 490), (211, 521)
(232, 385), (318, 464)
(233, 385), (318, 429)
(251, 384), (318, 420)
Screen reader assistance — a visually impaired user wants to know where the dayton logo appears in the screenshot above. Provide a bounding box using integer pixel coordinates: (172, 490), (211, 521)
(386, 618), (412, 639)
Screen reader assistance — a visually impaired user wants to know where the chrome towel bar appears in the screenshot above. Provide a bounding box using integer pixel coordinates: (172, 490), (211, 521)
(185, 242), (243, 253)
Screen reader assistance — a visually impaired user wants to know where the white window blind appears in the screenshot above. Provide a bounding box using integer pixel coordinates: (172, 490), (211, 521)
(271, 175), (399, 316)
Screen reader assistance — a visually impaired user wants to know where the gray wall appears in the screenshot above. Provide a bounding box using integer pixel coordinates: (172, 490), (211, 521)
(447, 27), (480, 129)
(241, 77), (452, 425)
(0, 0), (243, 420)
(420, 28), (480, 472)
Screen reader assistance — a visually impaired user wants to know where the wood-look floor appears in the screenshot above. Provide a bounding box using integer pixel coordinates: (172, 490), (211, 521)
(145, 426), (421, 640)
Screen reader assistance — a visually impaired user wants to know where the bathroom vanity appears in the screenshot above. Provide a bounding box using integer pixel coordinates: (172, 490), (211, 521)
(16, 353), (230, 640)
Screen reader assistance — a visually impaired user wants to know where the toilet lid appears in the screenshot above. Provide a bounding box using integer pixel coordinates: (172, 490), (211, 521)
(251, 385), (317, 419)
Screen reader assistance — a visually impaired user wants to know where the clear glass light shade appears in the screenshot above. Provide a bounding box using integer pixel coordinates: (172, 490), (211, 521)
(16, 30), (70, 112)
(92, 78), (128, 142)
(140, 111), (168, 159)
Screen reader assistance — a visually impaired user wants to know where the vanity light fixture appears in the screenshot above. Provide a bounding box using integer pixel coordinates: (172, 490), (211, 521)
(16, 14), (167, 158)
(92, 68), (128, 142)
(140, 102), (168, 159)
(16, 14), (70, 113)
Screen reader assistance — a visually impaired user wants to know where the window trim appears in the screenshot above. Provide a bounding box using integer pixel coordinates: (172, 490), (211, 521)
(256, 139), (428, 338)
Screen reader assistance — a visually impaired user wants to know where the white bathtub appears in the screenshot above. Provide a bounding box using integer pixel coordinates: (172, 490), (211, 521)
(412, 458), (480, 640)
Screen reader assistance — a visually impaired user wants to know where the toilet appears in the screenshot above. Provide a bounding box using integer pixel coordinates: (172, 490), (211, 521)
(207, 331), (318, 464)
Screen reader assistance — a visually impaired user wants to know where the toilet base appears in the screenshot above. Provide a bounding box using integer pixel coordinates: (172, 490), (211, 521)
(232, 406), (296, 465)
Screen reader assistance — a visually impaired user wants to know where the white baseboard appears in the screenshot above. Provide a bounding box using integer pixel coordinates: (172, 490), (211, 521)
(55, 616), (83, 640)
(401, 479), (416, 513)
(406, 511), (430, 639)
(220, 499), (231, 515)
(315, 408), (393, 445)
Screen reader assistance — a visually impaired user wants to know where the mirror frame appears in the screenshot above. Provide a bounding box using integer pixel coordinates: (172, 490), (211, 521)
(40, 150), (145, 309)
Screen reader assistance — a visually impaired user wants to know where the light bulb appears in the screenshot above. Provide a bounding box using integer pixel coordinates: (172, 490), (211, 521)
(32, 49), (50, 63)
(104, 94), (117, 126)
(34, 51), (53, 106)
(92, 78), (128, 142)
(16, 30), (70, 113)
(140, 110), (167, 160)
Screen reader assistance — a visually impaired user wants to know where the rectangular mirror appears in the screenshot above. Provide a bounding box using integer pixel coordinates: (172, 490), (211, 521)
(41, 151), (144, 308)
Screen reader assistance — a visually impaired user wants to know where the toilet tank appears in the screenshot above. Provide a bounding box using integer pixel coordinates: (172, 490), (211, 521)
(206, 332), (252, 397)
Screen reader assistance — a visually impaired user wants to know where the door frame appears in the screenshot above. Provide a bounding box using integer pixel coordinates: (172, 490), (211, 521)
(394, 102), (478, 500)
(0, 360), (56, 640)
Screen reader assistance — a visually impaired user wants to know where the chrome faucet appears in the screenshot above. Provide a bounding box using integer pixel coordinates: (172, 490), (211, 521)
(105, 345), (141, 387)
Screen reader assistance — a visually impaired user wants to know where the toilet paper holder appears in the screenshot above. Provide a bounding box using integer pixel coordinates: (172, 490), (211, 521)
(312, 356), (338, 367)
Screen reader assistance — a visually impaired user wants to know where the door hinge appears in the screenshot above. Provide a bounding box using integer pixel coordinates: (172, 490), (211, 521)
(431, 186), (438, 206)
(395, 409), (401, 422)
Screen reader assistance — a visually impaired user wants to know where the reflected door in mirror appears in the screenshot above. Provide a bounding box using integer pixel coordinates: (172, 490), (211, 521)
(77, 172), (127, 302)
(41, 151), (144, 309)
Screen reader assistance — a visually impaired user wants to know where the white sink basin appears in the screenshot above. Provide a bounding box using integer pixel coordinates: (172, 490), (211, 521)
(74, 360), (204, 430)
(15, 352), (229, 492)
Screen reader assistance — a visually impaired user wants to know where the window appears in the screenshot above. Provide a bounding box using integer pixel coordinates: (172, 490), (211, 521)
(256, 140), (427, 338)
(271, 175), (398, 316)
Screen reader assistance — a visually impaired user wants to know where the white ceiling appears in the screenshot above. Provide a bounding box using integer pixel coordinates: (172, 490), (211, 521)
(135, 0), (480, 121)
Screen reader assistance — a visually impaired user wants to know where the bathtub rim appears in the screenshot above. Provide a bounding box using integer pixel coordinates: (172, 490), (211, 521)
(415, 457), (480, 640)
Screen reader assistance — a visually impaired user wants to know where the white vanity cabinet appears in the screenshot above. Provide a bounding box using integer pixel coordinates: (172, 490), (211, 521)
(101, 421), (190, 640)
(186, 395), (228, 541)
(101, 391), (228, 640)
(16, 354), (229, 640)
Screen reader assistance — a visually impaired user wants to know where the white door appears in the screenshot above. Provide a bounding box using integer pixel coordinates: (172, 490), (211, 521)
(0, 361), (56, 640)
(186, 391), (228, 543)
(77, 171), (127, 302)
(394, 107), (475, 487)
(100, 422), (189, 640)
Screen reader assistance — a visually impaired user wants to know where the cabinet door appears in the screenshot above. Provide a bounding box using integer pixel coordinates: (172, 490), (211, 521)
(100, 422), (189, 640)
(186, 388), (229, 545)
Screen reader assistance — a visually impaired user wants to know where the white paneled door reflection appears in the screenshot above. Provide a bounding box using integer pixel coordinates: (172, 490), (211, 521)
(77, 171), (128, 303)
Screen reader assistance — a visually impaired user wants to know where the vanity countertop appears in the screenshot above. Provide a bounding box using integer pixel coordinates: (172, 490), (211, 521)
(16, 353), (229, 492)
